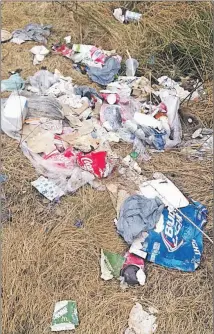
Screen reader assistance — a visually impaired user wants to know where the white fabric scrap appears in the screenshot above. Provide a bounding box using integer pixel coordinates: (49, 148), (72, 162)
(30, 46), (49, 65)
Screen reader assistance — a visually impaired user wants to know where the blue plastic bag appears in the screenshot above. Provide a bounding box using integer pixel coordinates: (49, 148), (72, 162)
(141, 201), (207, 272)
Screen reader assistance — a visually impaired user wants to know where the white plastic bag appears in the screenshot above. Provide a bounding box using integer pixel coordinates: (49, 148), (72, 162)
(1, 92), (28, 139)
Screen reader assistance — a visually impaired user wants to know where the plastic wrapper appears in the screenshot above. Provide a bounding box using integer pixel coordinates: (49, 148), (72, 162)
(77, 151), (113, 178)
(27, 69), (59, 94)
(66, 167), (95, 193)
(100, 104), (122, 131)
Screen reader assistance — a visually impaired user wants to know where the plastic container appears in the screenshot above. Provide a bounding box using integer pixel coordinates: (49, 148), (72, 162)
(125, 11), (142, 22)
(125, 58), (139, 76)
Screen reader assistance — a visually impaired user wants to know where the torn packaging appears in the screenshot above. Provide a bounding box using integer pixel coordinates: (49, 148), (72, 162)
(137, 201), (208, 271)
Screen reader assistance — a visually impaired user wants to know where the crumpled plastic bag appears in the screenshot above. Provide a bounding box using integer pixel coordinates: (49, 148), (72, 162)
(87, 57), (121, 85)
(100, 104), (122, 131)
(11, 23), (52, 44)
(66, 167), (95, 193)
(30, 45), (49, 65)
(27, 69), (59, 94)
(1, 73), (25, 92)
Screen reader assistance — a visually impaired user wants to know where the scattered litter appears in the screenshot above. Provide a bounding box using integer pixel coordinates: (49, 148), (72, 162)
(1, 21), (212, 291)
(11, 23), (52, 44)
(31, 176), (65, 201)
(51, 300), (79, 331)
(30, 45), (49, 65)
(100, 249), (125, 280)
(1, 29), (12, 42)
(1, 72), (25, 92)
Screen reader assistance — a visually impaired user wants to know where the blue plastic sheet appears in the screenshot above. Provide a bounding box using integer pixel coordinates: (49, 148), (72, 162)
(141, 201), (207, 272)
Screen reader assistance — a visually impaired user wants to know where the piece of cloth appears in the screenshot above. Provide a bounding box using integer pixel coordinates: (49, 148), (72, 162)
(30, 45), (49, 65)
(117, 195), (164, 244)
(87, 57), (121, 85)
(11, 23), (52, 44)
(140, 201), (208, 272)
(1, 73), (25, 92)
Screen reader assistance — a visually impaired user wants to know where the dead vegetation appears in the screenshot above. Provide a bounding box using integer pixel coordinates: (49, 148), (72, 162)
(1, 2), (213, 334)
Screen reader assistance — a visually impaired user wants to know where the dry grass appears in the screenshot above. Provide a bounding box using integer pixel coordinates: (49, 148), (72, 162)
(1, 2), (213, 334)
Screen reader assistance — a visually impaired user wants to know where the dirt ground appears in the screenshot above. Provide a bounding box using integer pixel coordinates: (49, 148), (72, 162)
(1, 2), (213, 334)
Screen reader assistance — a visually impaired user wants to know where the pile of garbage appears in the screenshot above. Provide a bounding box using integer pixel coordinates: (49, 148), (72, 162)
(1, 63), (211, 273)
